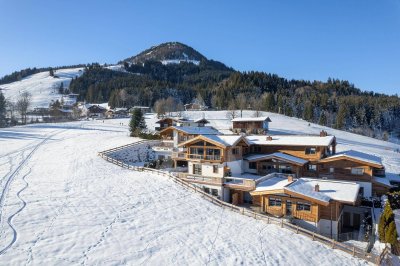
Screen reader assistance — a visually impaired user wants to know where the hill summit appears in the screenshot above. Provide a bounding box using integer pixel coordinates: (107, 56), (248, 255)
(121, 42), (207, 65)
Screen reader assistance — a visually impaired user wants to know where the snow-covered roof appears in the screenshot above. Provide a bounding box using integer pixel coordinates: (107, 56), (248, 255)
(286, 178), (360, 204)
(246, 135), (335, 147)
(321, 150), (383, 167)
(245, 152), (308, 165)
(194, 118), (209, 123)
(203, 135), (246, 147)
(232, 116), (271, 122)
(170, 126), (220, 135)
(255, 176), (293, 192)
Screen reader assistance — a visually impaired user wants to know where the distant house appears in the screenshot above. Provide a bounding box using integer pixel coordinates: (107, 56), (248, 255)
(184, 103), (207, 111)
(231, 116), (272, 134)
(130, 106), (152, 114)
(87, 105), (107, 118)
(155, 117), (210, 131)
(106, 108), (129, 118)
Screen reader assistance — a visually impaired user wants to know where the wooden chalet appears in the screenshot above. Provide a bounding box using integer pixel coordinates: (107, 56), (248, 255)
(87, 105), (107, 118)
(250, 175), (361, 238)
(318, 150), (388, 197)
(231, 116), (272, 134)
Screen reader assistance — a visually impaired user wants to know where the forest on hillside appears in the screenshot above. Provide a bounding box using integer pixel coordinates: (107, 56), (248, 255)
(67, 62), (400, 140)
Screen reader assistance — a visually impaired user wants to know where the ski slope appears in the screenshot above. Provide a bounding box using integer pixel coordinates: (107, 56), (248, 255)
(0, 119), (369, 265)
(0, 68), (84, 110)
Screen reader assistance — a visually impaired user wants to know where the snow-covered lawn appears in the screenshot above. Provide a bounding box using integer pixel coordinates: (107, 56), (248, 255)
(0, 119), (370, 265)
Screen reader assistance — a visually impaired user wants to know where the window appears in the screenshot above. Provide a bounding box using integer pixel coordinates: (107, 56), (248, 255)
(268, 198), (282, 207)
(232, 147), (239, 155)
(211, 189), (218, 196)
(359, 187), (364, 197)
(305, 147), (316, 155)
(351, 168), (364, 175)
(204, 187), (210, 194)
(193, 164), (202, 175)
(249, 162), (257, 169)
(296, 202), (311, 211)
(251, 146), (261, 153)
(307, 164), (317, 172)
(329, 167), (335, 173)
(213, 165), (219, 174)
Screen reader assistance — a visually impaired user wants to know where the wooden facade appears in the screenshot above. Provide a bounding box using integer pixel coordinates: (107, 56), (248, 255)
(255, 194), (343, 223)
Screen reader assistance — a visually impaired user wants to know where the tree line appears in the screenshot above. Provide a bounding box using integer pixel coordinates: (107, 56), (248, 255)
(52, 62), (400, 140)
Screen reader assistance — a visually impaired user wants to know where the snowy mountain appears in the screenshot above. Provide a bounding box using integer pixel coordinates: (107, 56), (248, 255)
(120, 42), (207, 66)
(0, 67), (84, 110)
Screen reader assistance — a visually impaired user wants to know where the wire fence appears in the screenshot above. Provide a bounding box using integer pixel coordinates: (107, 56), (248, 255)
(98, 141), (391, 265)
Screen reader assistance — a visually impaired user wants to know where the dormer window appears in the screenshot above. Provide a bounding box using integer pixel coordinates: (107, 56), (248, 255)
(305, 147), (316, 155)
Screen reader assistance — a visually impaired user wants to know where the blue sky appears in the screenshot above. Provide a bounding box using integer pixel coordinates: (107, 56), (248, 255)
(0, 0), (399, 94)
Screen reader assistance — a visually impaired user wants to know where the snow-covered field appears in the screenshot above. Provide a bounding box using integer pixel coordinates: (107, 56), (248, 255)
(0, 68), (84, 110)
(0, 117), (373, 265)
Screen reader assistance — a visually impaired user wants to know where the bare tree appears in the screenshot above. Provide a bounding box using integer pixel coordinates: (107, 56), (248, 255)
(16, 92), (31, 124)
(251, 97), (264, 117)
(226, 102), (239, 120)
(154, 99), (166, 118)
(236, 93), (247, 118)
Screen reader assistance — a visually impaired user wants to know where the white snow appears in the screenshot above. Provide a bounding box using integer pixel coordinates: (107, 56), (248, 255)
(0, 118), (372, 265)
(202, 134), (244, 147)
(161, 59), (200, 65)
(245, 152), (308, 165)
(231, 116), (271, 122)
(255, 176), (293, 192)
(322, 150), (383, 167)
(286, 178), (360, 204)
(247, 135), (335, 147)
(0, 68), (84, 110)
(168, 126), (220, 135)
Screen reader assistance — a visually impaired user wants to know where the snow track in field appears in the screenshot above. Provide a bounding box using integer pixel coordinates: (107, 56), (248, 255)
(0, 119), (383, 265)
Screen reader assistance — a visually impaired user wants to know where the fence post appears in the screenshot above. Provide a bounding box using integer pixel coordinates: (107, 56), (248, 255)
(296, 226), (299, 234)
(267, 217), (269, 224)
(242, 208), (244, 215)
(281, 220), (283, 228)
(312, 232), (315, 241)
(331, 240), (335, 249)
(352, 247), (355, 257)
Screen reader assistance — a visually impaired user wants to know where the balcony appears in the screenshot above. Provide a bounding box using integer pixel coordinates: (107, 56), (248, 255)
(172, 152), (187, 159)
(152, 140), (174, 152)
(187, 154), (223, 162)
(177, 173), (224, 185)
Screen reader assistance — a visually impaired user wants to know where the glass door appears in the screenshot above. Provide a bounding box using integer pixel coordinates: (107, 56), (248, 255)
(286, 200), (292, 215)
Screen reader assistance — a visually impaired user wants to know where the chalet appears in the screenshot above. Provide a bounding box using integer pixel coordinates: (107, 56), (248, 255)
(184, 103), (207, 111)
(251, 175), (363, 239)
(244, 134), (337, 177)
(129, 106), (152, 114)
(155, 117), (210, 131)
(105, 108), (129, 118)
(175, 134), (252, 201)
(155, 126), (220, 162)
(318, 150), (388, 197)
(87, 105), (107, 118)
(231, 116), (272, 134)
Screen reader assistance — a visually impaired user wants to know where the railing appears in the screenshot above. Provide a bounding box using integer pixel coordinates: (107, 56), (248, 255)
(172, 152), (186, 159)
(187, 154), (222, 161)
(98, 146), (384, 265)
(178, 173), (224, 185)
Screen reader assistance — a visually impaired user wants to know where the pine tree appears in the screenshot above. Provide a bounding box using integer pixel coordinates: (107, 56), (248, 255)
(0, 92), (6, 127)
(336, 104), (347, 129)
(129, 108), (146, 137)
(319, 111), (327, 126)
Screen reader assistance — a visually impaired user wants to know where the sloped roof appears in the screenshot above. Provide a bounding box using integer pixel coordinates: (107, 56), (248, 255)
(232, 116), (271, 122)
(246, 135), (335, 147)
(245, 152), (308, 166)
(254, 176), (293, 192)
(320, 150), (383, 168)
(286, 178), (360, 205)
(178, 134), (249, 148)
(163, 126), (220, 135)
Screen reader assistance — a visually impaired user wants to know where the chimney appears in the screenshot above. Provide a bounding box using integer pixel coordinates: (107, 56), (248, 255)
(266, 136), (273, 141)
(314, 184), (320, 192)
(320, 130), (327, 137)
(288, 175), (293, 182)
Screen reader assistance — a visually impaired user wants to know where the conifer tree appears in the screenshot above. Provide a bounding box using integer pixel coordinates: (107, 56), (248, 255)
(0, 92), (6, 127)
(129, 108), (146, 136)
